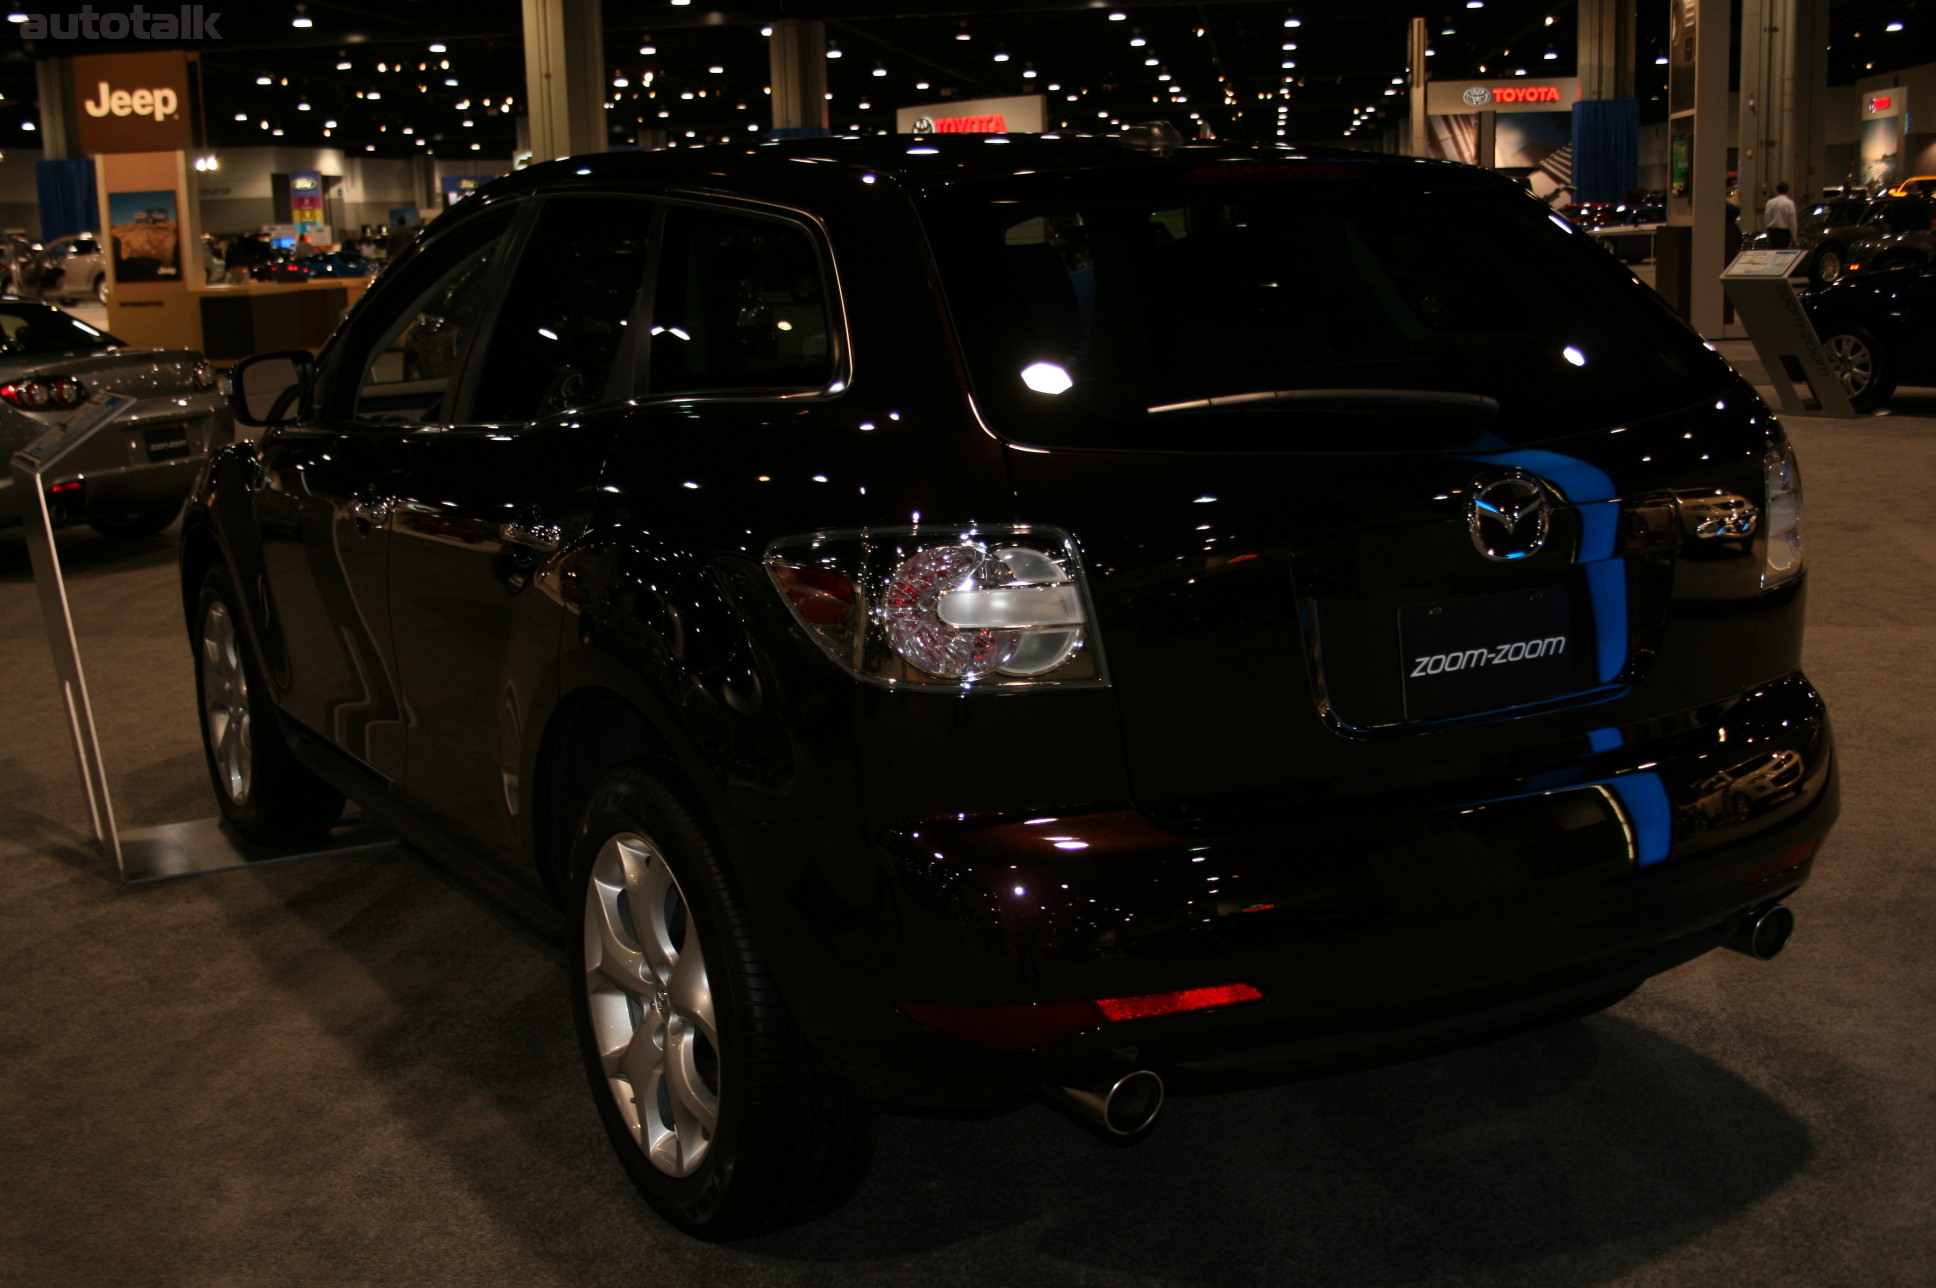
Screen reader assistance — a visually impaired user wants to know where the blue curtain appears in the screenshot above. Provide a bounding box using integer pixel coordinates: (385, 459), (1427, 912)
(1571, 100), (1640, 203)
(35, 160), (97, 242)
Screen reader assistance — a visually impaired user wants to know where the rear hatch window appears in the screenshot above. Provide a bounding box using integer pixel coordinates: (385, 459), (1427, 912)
(917, 157), (1733, 453)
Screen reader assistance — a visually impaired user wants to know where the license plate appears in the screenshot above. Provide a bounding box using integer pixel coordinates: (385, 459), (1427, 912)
(144, 423), (192, 461)
(1399, 586), (1583, 721)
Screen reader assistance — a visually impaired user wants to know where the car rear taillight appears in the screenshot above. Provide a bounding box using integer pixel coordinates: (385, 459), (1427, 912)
(1762, 444), (1803, 589)
(191, 360), (215, 390)
(1, 378), (49, 409)
(772, 563), (857, 625)
(767, 526), (1102, 689)
(898, 983), (1264, 1050)
(1, 375), (86, 410)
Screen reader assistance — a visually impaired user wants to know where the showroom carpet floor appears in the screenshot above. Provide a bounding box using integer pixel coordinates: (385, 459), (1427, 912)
(3, 345), (1932, 1287)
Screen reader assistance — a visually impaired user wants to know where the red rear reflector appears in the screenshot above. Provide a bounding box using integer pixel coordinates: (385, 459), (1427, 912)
(897, 999), (1104, 1050)
(1094, 983), (1264, 1023)
(900, 982), (1265, 1049)
(1747, 836), (1822, 884)
(49, 479), (84, 494)
(773, 563), (857, 624)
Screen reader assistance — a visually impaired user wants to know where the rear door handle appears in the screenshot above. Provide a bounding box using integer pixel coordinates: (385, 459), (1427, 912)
(499, 518), (562, 552)
(349, 495), (394, 533)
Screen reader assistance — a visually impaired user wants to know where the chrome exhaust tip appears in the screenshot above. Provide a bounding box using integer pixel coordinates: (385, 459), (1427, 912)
(1727, 903), (1796, 960)
(1045, 1063), (1165, 1137)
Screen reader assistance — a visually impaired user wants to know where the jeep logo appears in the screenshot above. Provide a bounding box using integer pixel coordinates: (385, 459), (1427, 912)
(82, 81), (179, 123)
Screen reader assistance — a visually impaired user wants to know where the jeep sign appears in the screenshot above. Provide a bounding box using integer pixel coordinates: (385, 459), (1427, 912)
(71, 51), (194, 154)
(83, 83), (180, 123)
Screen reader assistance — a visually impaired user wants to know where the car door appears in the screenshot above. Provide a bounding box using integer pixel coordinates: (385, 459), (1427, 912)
(251, 201), (520, 781)
(380, 193), (659, 867)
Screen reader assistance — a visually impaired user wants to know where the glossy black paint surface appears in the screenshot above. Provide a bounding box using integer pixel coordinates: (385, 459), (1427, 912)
(183, 138), (1836, 1110)
(1803, 263), (1936, 390)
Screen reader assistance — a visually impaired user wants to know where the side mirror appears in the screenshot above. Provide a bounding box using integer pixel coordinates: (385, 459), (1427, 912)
(229, 349), (314, 427)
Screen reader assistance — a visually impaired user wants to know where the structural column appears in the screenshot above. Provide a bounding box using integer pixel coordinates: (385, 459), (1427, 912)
(1407, 18), (1429, 157)
(35, 58), (76, 159)
(770, 19), (830, 138)
(1577, 0), (1637, 102)
(1661, 0), (1731, 335)
(521, 0), (606, 162)
(1739, 0), (1832, 226)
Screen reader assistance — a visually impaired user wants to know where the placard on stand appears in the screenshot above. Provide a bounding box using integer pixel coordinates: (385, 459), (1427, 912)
(11, 403), (392, 884)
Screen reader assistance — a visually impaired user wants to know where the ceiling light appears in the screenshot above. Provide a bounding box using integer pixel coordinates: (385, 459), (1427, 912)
(256, 75), (272, 85)
(760, 26), (771, 36)
(1888, 21), (1905, 31)
(709, 65), (724, 74)
(430, 42), (446, 52)
(639, 44), (655, 55)
(336, 60), (351, 70)
(1109, 11), (1126, 20)
(826, 44), (841, 57)
(233, 112), (247, 121)
(956, 30), (970, 40)
(1130, 36), (1146, 46)
(994, 51), (1009, 61)
(1284, 18), (1301, 27)
(916, 81), (930, 89)
(296, 101), (310, 110)
(291, 8), (312, 28)
(614, 76), (629, 87)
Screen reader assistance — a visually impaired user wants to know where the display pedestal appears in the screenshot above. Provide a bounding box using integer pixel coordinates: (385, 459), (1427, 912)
(11, 415), (395, 884)
(118, 815), (395, 884)
(1720, 249), (1856, 417)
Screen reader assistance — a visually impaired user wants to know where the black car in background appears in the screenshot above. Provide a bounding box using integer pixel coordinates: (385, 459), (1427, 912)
(1802, 261), (1936, 410)
(188, 139), (1837, 1239)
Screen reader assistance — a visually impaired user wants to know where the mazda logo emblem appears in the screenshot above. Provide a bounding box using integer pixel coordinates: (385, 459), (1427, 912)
(1468, 473), (1552, 561)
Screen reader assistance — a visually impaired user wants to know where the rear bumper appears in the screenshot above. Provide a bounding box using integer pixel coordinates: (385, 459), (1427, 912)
(734, 673), (1835, 1108)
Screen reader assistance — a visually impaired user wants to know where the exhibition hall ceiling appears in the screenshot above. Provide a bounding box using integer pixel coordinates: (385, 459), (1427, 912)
(0, 0), (1928, 159)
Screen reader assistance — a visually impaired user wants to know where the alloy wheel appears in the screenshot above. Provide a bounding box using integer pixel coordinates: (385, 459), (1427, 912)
(1816, 249), (1843, 283)
(1824, 333), (1875, 396)
(200, 600), (252, 806)
(584, 832), (720, 1179)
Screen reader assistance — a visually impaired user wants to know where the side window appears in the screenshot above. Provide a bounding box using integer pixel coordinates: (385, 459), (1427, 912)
(352, 219), (508, 427)
(649, 204), (834, 396)
(468, 195), (655, 422)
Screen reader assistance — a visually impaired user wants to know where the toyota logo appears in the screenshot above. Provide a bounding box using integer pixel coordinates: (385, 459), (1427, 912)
(1463, 87), (1493, 107)
(912, 116), (936, 133)
(1468, 473), (1552, 561)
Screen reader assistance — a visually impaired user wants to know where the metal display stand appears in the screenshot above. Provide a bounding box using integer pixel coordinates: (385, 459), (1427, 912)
(1720, 249), (1857, 418)
(11, 399), (394, 884)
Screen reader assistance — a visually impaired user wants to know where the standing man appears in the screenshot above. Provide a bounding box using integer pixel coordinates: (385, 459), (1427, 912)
(1765, 182), (1799, 249)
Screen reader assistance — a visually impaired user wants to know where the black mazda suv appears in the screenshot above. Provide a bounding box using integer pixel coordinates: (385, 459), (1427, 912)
(184, 137), (1835, 1239)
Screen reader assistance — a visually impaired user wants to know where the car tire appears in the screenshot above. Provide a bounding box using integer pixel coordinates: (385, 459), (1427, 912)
(193, 565), (346, 844)
(86, 500), (182, 540)
(568, 765), (877, 1240)
(1819, 325), (1896, 411)
(1810, 245), (1846, 286)
(92, 274), (108, 305)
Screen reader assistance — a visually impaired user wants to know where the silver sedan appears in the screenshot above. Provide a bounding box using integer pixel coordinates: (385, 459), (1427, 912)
(0, 301), (232, 539)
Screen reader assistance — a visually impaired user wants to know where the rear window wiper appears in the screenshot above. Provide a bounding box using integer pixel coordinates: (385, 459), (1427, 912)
(1147, 389), (1500, 416)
